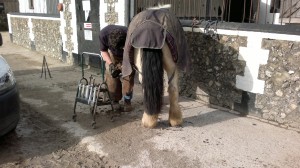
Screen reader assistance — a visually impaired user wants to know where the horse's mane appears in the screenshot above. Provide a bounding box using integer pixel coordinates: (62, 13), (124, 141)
(147, 3), (171, 10)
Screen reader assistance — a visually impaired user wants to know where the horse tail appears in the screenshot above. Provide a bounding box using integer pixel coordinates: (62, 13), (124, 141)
(142, 48), (164, 115)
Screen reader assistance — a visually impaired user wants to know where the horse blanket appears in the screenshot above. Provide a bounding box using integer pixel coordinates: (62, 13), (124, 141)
(122, 8), (191, 77)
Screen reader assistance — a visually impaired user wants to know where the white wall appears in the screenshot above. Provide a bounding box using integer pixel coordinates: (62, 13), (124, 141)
(70, 0), (78, 54)
(18, 0), (47, 13)
(59, 0), (78, 54)
(99, 0), (126, 29)
(259, 0), (281, 25)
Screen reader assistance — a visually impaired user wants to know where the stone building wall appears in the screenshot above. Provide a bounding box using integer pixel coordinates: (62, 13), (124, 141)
(258, 39), (300, 127)
(10, 17), (31, 49)
(179, 29), (300, 130)
(8, 14), (61, 60)
(32, 19), (61, 58)
(180, 32), (246, 107)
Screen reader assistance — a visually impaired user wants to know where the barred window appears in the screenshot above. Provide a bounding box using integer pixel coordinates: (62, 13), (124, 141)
(270, 0), (281, 13)
(29, 0), (34, 9)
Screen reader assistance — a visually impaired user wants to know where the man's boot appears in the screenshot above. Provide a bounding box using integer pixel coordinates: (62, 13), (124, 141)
(123, 99), (133, 112)
(112, 101), (121, 111)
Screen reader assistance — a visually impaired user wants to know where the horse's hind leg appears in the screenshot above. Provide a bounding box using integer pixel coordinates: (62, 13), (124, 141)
(167, 70), (182, 127)
(162, 44), (182, 127)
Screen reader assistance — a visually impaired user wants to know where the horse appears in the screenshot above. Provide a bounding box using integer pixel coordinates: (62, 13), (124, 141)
(122, 8), (190, 128)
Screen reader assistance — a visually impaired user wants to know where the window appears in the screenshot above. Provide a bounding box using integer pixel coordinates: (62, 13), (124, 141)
(270, 0), (281, 13)
(0, 3), (4, 13)
(29, 0), (34, 9)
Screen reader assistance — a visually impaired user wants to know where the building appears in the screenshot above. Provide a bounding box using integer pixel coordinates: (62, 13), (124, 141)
(0, 0), (18, 30)
(280, 0), (300, 24)
(18, 0), (58, 14)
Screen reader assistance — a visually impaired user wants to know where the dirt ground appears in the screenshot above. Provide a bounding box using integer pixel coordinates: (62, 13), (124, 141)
(1, 31), (300, 168)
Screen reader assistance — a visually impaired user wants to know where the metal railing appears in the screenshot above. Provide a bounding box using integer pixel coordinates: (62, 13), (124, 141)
(280, 0), (300, 24)
(134, 0), (300, 25)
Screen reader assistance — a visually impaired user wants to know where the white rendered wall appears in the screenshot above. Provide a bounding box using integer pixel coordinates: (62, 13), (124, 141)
(99, 0), (126, 30)
(18, 0), (47, 13)
(236, 35), (269, 94)
(7, 13), (11, 34)
(70, 0), (78, 54)
(259, 0), (281, 25)
(59, 0), (78, 54)
(59, 0), (66, 53)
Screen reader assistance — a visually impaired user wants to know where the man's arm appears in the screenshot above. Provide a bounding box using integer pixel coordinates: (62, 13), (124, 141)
(100, 51), (112, 65)
(101, 50), (120, 78)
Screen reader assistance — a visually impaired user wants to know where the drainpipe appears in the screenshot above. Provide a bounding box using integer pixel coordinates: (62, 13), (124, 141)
(124, 0), (135, 26)
(124, 0), (130, 26)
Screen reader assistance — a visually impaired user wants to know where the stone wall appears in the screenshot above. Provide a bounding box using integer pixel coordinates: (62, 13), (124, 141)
(32, 19), (61, 58)
(258, 39), (300, 127)
(9, 14), (61, 60)
(10, 17), (31, 48)
(180, 32), (246, 107)
(179, 29), (300, 129)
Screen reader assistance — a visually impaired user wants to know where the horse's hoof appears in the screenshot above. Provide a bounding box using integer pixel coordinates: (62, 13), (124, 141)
(169, 107), (183, 127)
(169, 118), (183, 127)
(142, 112), (158, 128)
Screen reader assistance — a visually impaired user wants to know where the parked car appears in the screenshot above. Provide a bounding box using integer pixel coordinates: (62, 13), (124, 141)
(0, 33), (20, 136)
(0, 32), (2, 46)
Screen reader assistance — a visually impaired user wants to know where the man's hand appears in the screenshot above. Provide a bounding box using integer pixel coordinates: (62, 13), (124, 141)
(109, 63), (121, 78)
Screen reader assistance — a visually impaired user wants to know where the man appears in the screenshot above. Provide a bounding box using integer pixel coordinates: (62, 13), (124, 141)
(99, 25), (135, 112)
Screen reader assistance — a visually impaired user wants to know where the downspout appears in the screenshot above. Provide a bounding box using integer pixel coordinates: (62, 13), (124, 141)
(124, 0), (130, 26)
(125, 0), (135, 26)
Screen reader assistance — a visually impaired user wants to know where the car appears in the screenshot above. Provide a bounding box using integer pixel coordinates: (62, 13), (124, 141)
(0, 33), (20, 137)
(0, 32), (2, 46)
